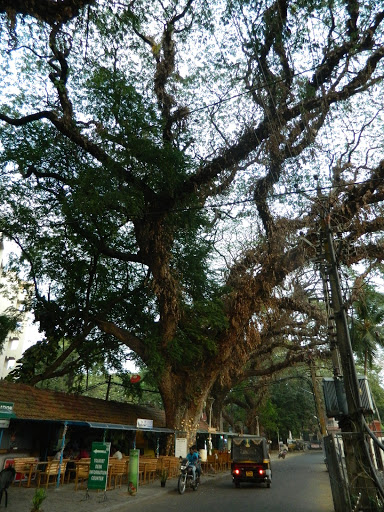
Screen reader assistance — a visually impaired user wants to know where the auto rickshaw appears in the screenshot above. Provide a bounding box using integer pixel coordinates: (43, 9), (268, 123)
(231, 436), (272, 488)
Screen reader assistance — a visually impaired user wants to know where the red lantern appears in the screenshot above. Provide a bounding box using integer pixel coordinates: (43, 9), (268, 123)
(130, 374), (141, 383)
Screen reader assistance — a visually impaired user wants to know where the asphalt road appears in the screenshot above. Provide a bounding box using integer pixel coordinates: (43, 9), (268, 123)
(130, 451), (334, 512)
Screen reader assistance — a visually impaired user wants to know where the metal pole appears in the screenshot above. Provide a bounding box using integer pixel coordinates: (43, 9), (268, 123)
(323, 217), (381, 509)
(56, 422), (67, 489)
(207, 397), (214, 455)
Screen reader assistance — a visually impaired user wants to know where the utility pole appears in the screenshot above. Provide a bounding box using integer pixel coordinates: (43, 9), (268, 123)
(207, 397), (214, 455)
(322, 213), (381, 510)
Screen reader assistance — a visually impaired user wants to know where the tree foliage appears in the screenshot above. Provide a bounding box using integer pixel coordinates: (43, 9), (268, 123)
(1, 0), (384, 445)
(363, 363), (384, 424)
(222, 367), (318, 441)
(350, 283), (384, 374)
(0, 314), (18, 346)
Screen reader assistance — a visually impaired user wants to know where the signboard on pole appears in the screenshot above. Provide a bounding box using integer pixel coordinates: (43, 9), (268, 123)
(175, 437), (188, 458)
(88, 441), (110, 491)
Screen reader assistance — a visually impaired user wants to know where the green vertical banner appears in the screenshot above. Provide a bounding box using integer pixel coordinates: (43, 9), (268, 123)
(88, 441), (110, 491)
(128, 449), (139, 495)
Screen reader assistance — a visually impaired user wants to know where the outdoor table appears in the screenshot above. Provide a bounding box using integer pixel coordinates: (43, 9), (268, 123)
(74, 461), (90, 490)
(21, 461), (48, 488)
(33, 461), (48, 481)
(65, 460), (77, 483)
(22, 461), (39, 488)
(35, 461), (64, 487)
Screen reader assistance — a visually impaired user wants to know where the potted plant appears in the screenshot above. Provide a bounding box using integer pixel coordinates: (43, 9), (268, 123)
(31, 489), (47, 512)
(159, 468), (168, 487)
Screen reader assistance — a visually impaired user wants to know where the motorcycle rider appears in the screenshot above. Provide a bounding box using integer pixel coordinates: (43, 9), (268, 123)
(193, 445), (202, 482)
(186, 445), (199, 482)
(278, 441), (288, 458)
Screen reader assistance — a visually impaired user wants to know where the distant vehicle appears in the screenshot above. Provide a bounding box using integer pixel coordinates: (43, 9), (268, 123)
(231, 436), (272, 488)
(308, 441), (322, 450)
(292, 439), (306, 450)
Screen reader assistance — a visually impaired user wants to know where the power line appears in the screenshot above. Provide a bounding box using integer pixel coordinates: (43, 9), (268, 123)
(157, 176), (384, 215)
(187, 63), (337, 116)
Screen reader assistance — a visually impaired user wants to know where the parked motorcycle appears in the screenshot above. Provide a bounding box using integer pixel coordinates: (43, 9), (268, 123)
(178, 458), (199, 494)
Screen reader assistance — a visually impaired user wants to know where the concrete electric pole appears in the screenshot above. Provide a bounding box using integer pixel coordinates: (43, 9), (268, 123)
(322, 213), (382, 510)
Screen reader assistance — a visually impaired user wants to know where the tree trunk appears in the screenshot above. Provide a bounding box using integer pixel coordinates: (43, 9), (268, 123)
(159, 365), (221, 453)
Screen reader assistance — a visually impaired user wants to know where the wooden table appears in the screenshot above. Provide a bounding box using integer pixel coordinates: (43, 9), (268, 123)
(13, 459), (41, 488)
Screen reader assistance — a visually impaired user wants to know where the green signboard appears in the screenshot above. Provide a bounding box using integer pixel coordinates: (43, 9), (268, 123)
(0, 402), (14, 419)
(88, 441), (110, 491)
(128, 449), (139, 495)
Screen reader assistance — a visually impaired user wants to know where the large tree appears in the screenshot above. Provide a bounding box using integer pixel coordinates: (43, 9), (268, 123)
(1, 0), (384, 448)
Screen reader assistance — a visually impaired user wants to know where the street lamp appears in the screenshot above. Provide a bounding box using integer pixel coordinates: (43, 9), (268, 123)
(207, 397), (214, 455)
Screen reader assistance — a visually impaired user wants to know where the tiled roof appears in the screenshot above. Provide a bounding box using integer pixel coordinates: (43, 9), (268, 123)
(0, 380), (166, 427)
(0, 381), (209, 432)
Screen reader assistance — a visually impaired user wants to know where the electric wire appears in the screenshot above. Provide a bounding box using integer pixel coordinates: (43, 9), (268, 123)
(187, 41), (344, 116)
(146, 175), (384, 215)
(183, 2), (384, 241)
(226, 2), (309, 193)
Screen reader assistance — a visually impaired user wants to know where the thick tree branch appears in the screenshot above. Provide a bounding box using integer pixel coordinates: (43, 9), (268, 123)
(28, 336), (83, 385)
(0, 0), (94, 25)
(95, 319), (147, 361)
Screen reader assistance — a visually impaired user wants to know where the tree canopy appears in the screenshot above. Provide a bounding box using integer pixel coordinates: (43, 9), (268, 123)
(350, 283), (384, 374)
(1, 0), (384, 445)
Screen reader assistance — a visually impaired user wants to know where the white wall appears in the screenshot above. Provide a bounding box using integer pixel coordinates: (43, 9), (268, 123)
(0, 238), (40, 378)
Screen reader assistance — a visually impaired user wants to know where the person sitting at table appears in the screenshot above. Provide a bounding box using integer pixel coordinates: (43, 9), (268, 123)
(77, 445), (90, 459)
(66, 445), (79, 460)
(63, 446), (77, 481)
(54, 450), (62, 460)
(111, 445), (123, 460)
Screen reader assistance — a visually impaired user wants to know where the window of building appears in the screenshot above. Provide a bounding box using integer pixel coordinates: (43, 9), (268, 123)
(6, 357), (15, 370)
(9, 338), (19, 351)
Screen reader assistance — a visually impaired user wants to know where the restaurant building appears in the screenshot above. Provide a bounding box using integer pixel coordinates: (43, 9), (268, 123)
(0, 380), (180, 468)
(0, 381), (243, 472)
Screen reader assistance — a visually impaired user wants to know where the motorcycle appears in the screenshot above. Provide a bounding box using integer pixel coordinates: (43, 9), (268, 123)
(178, 458), (200, 494)
(278, 449), (288, 459)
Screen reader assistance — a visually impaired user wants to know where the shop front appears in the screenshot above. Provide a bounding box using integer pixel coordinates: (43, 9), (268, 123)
(0, 381), (176, 468)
